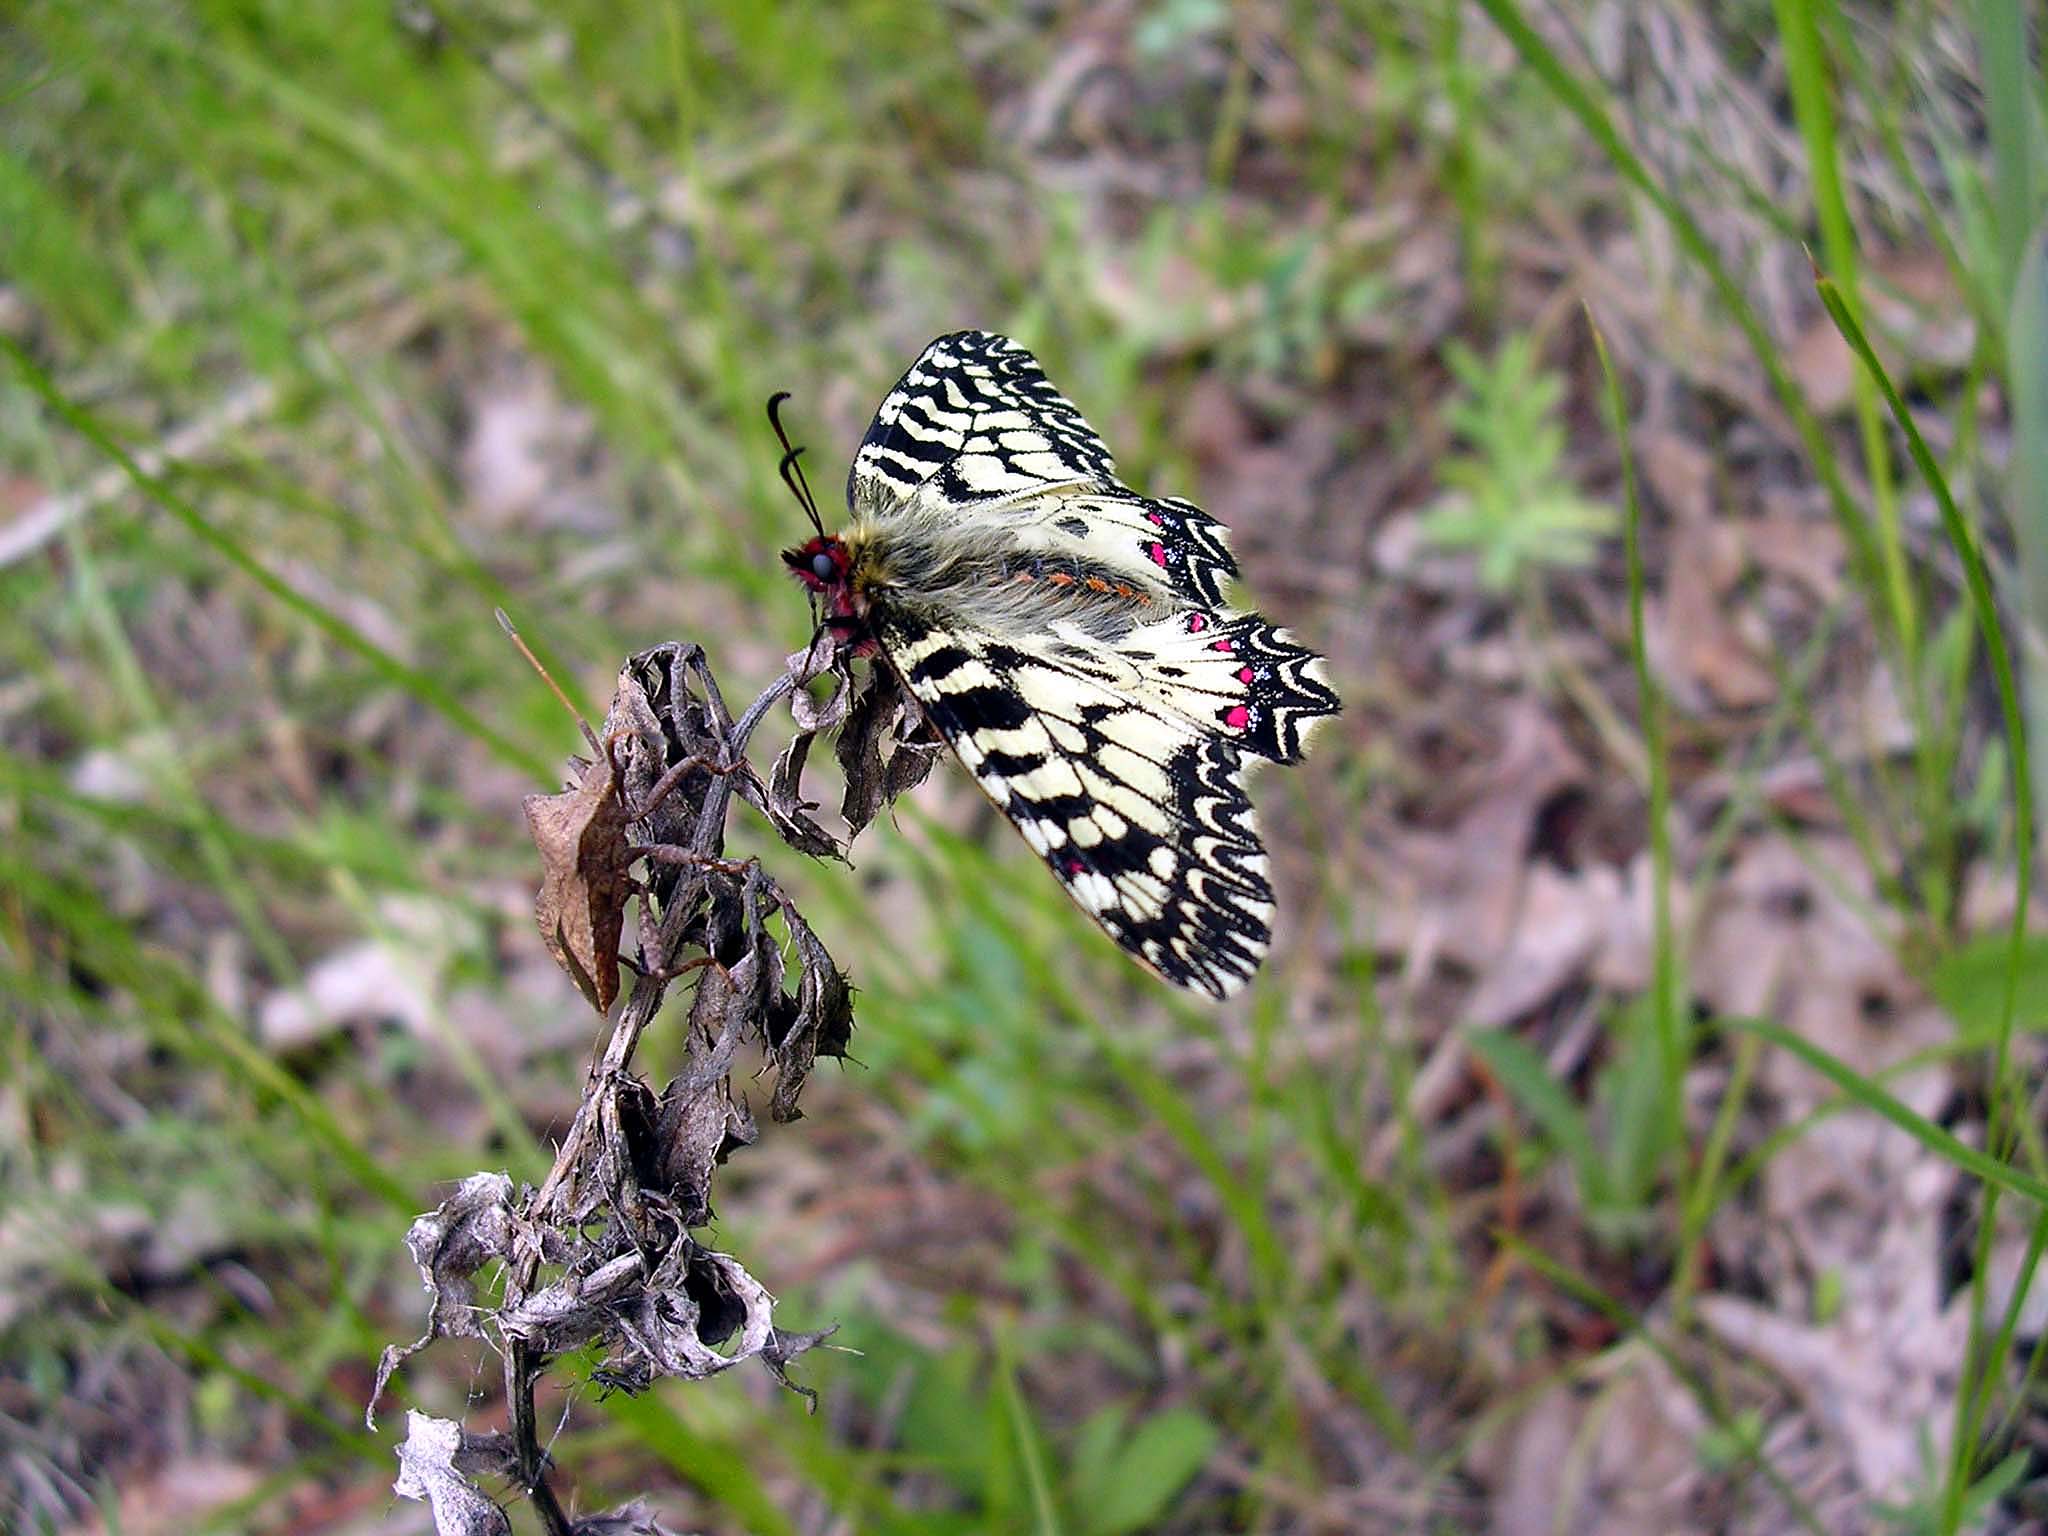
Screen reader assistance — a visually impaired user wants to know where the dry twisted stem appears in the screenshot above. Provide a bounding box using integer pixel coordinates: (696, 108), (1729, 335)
(372, 635), (935, 1536)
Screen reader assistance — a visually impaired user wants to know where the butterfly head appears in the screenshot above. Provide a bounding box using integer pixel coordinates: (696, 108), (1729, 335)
(782, 532), (874, 646)
(782, 532), (850, 590)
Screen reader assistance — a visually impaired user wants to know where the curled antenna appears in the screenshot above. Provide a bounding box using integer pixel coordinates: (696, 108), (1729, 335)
(765, 391), (826, 538)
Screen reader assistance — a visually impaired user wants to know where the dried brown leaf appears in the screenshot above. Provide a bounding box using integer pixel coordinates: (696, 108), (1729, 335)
(1488, 1357), (1706, 1536)
(789, 654), (854, 734)
(1465, 862), (1621, 1027)
(767, 901), (854, 1124)
(765, 731), (844, 860)
(1745, 509), (1845, 601)
(525, 750), (634, 1015)
(1664, 513), (1774, 709)
(369, 1173), (519, 1425)
(650, 990), (754, 1227)
(882, 727), (944, 804)
(616, 646), (736, 886)
(835, 664), (901, 837)
(837, 662), (944, 835)
(567, 1245), (810, 1396)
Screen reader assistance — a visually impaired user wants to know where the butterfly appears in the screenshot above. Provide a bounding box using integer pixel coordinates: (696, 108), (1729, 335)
(777, 331), (1339, 999)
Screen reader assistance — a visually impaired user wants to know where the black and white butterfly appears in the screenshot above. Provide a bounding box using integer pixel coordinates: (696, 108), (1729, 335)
(780, 331), (1338, 999)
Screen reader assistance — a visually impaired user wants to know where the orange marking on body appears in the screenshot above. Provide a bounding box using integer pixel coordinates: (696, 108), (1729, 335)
(1085, 576), (1110, 592)
(1048, 572), (1074, 587)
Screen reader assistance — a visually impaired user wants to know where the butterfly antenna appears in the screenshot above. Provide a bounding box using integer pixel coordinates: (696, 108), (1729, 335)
(496, 607), (603, 758)
(765, 390), (826, 538)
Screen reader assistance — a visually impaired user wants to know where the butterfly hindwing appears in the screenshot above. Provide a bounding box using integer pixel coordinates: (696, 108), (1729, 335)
(1009, 488), (1239, 608)
(1094, 605), (1342, 766)
(880, 608), (1276, 999)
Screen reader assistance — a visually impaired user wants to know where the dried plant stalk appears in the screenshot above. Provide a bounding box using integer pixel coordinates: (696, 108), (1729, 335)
(371, 635), (936, 1536)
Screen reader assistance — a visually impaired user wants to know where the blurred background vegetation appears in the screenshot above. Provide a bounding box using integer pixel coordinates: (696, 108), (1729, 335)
(3, 2), (2046, 1532)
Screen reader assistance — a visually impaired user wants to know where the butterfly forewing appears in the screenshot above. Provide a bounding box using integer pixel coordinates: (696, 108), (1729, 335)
(850, 330), (1117, 507)
(841, 331), (1340, 997)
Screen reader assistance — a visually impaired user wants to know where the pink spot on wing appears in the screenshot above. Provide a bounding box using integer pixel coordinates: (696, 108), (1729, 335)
(1065, 857), (1085, 875)
(1237, 666), (1255, 683)
(1224, 705), (1251, 730)
(1186, 613), (1208, 632)
(1145, 511), (1164, 525)
(1148, 542), (1168, 566)
(1210, 638), (1234, 652)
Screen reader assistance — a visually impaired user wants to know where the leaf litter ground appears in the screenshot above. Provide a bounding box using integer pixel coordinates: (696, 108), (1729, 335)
(2, 4), (2041, 1534)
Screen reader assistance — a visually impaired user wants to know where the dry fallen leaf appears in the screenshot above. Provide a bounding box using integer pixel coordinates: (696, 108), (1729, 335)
(1663, 511), (1775, 709)
(1744, 508), (1846, 601)
(1690, 834), (1972, 1502)
(1486, 1349), (1708, 1536)
(1465, 861), (1623, 1028)
(1367, 699), (1586, 970)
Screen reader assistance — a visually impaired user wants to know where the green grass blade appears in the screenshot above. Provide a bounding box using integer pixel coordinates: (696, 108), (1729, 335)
(2013, 221), (2048, 848)
(1589, 311), (1684, 1185)
(1721, 1016), (2047, 1207)
(1977, 0), (2043, 306)
(995, 1324), (1065, 1536)
(1465, 1028), (1600, 1192)
(1813, 270), (2032, 1052)
(0, 745), (451, 896)
(1773, 0), (1911, 657)
(0, 850), (413, 1210)
(600, 1392), (803, 1536)
(61, 520), (299, 988)
(1980, 1209), (2048, 1454)
(1826, 10), (2004, 358)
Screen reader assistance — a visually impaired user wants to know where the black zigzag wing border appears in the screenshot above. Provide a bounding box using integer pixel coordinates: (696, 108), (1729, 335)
(1214, 614), (1342, 764)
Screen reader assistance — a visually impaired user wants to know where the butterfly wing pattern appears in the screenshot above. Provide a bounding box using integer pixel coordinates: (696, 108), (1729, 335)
(844, 331), (1339, 999)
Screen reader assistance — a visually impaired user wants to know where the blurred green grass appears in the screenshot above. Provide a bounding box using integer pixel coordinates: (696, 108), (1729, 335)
(3, 1), (2045, 1532)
